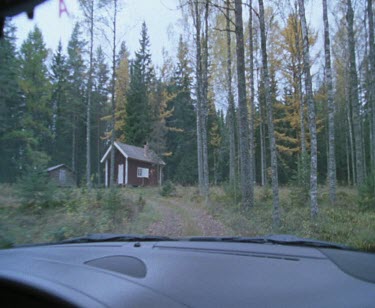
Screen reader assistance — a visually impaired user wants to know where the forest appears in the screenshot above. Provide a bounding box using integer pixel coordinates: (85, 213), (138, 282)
(0, 0), (375, 229)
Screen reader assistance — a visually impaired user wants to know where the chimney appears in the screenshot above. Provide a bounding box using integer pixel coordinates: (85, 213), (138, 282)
(144, 142), (149, 158)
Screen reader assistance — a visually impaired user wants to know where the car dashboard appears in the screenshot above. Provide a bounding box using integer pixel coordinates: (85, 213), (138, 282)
(1, 240), (375, 307)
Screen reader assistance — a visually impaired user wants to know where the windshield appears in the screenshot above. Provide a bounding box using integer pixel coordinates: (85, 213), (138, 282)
(0, 0), (374, 252)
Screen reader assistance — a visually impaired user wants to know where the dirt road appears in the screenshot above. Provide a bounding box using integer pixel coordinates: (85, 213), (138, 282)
(145, 192), (230, 237)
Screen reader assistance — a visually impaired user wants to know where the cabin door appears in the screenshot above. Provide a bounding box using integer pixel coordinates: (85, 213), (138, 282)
(118, 164), (124, 184)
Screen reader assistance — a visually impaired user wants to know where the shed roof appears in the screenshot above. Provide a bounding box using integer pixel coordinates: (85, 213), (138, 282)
(100, 142), (166, 165)
(46, 164), (74, 172)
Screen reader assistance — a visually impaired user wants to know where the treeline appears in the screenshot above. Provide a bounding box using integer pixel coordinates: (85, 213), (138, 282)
(1, 0), (375, 217)
(0, 20), (203, 185)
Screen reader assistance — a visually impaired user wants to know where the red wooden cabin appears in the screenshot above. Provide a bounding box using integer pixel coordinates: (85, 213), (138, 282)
(100, 142), (165, 187)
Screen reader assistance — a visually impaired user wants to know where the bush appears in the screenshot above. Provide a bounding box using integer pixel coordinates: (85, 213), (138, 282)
(160, 181), (176, 197)
(358, 172), (375, 209)
(259, 186), (272, 202)
(16, 166), (58, 208)
(222, 182), (241, 205)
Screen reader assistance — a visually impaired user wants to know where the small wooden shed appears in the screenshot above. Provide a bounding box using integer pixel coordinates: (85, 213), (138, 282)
(100, 142), (166, 187)
(47, 164), (76, 187)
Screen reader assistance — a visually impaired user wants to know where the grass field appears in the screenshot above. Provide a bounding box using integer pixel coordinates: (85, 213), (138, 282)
(1, 184), (375, 251)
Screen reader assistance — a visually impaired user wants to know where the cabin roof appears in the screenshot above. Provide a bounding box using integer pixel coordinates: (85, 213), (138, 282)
(100, 141), (166, 165)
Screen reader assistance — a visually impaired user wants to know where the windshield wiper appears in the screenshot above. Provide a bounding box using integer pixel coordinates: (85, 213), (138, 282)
(14, 233), (352, 250)
(13, 233), (175, 248)
(60, 233), (175, 244)
(183, 234), (353, 250)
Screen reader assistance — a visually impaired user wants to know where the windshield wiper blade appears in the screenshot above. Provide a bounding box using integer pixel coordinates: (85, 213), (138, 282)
(183, 234), (352, 250)
(261, 234), (352, 249)
(60, 233), (175, 244)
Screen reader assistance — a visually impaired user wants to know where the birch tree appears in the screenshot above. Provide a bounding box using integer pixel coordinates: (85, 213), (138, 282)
(258, 0), (279, 223)
(367, 0), (375, 171)
(225, 0), (236, 186)
(234, 0), (253, 208)
(79, 0), (95, 189)
(100, 0), (119, 187)
(189, 0), (209, 198)
(322, 0), (336, 203)
(346, 0), (364, 186)
(298, 0), (318, 218)
(248, 0), (255, 188)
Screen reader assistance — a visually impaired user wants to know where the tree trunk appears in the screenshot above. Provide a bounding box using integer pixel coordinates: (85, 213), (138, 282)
(346, 0), (364, 186)
(345, 58), (356, 185)
(260, 107), (266, 186)
(367, 0), (375, 171)
(346, 132), (351, 185)
(86, 0), (94, 189)
(202, 0), (210, 198)
(322, 0), (336, 203)
(248, 0), (255, 187)
(193, 0), (204, 195)
(258, 0), (279, 224)
(109, 0), (118, 187)
(258, 67), (267, 186)
(234, 0), (253, 208)
(72, 116), (76, 172)
(226, 0), (236, 187)
(298, 0), (318, 218)
(97, 115), (101, 186)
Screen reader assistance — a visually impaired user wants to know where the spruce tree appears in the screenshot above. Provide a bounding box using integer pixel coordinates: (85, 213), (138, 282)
(50, 41), (70, 166)
(165, 37), (197, 184)
(66, 23), (87, 180)
(0, 21), (23, 182)
(19, 26), (52, 164)
(125, 22), (153, 146)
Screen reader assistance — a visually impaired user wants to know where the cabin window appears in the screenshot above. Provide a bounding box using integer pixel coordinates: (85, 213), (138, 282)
(137, 167), (149, 178)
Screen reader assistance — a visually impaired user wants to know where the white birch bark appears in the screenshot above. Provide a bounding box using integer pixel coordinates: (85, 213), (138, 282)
(346, 0), (364, 186)
(298, 0), (318, 218)
(259, 0), (280, 224)
(234, 0), (254, 208)
(322, 0), (336, 203)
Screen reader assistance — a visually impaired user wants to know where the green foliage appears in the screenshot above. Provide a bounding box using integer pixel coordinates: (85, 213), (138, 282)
(160, 181), (176, 197)
(358, 172), (375, 209)
(0, 21), (25, 182)
(209, 186), (375, 252)
(289, 154), (310, 206)
(259, 185), (272, 203)
(125, 22), (153, 146)
(19, 25), (52, 155)
(165, 37), (197, 184)
(16, 152), (59, 208)
(222, 182), (242, 205)
(0, 186), (150, 245)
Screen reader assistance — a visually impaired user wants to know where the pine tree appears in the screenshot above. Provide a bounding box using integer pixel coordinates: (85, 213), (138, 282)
(115, 41), (130, 142)
(50, 41), (70, 167)
(66, 23), (87, 180)
(19, 26), (52, 162)
(0, 21), (23, 182)
(125, 22), (153, 146)
(165, 36), (197, 184)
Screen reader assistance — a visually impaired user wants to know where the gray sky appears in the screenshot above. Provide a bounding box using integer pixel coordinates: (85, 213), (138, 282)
(13, 0), (184, 66)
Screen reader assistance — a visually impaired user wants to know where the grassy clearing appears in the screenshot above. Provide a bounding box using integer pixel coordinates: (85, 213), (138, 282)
(210, 185), (375, 251)
(0, 186), (159, 247)
(1, 184), (374, 252)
